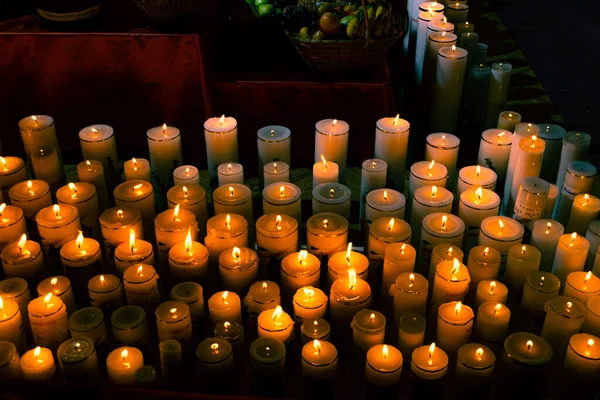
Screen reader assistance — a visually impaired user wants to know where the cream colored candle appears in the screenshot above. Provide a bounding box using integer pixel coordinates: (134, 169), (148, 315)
(521, 271), (561, 314)
(475, 302), (510, 342)
(171, 281), (205, 322)
(219, 246), (259, 294)
(204, 116), (239, 186)
(99, 207), (143, 259)
(477, 129), (513, 181)
(420, 214), (465, 274)
(555, 161), (596, 226)
(497, 111), (521, 131)
(369, 217), (412, 266)
(256, 214), (299, 264)
(512, 177), (550, 223)
(168, 230), (208, 283)
(0, 278), (30, 329)
(505, 244), (542, 289)
(541, 296), (586, 353)
(197, 337), (234, 377)
(475, 280), (508, 308)
(293, 287), (327, 322)
(416, 6), (445, 84)
(0, 341), (21, 379)
(567, 194), (600, 236)
(244, 281), (281, 317)
(31, 147), (61, 185)
(0, 204), (26, 253)
(586, 221), (600, 269)
(306, 213), (348, 258)
(114, 228), (154, 277)
(509, 136), (546, 209)
(459, 188), (501, 252)
(329, 269), (372, 325)
(1, 234), (44, 280)
(301, 340), (338, 380)
(457, 165), (497, 200)
(146, 124), (183, 185)
(564, 271), (600, 303)
(208, 291), (242, 324)
(478, 216), (524, 263)
(408, 160), (448, 216)
(365, 344), (403, 386)
(410, 343), (449, 380)
(0, 296), (24, 352)
(21, 346), (55, 380)
(425, 133), (460, 190)
(107, 346), (143, 385)
(301, 318), (330, 343)
(60, 232), (102, 302)
(437, 301), (474, 356)
(556, 131), (592, 191)
(427, 244), (464, 286)
(467, 246), (501, 292)
(328, 242), (369, 284)
(312, 182), (352, 221)
(564, 333), (600, 381)
(173, 165), (200, 186)
(502, 332), (553, 383)
(123, 158), (151, 182)
(543, 183), (560, 218)
(154, 205), (198, 259)
(431, 259), (471, 312)
(263, 182), (302, 222)
(36, 203), (81, 256)
(281, 251), (320, 296)
(424, 31), (457, 95)
(155, 300), (192, 343)
(123, 264), (160, 308)
(28, 293), (69, 350)
(552, 232), (590, 284)
(113, 181), (156, 236)
(0, 156), (26, 195)
(351, 309), (386, 351)
(503, 122), (540, 207)
(530, 219), (564, 272)
(57, 337), (99, 378)
(383, 243), (417, 296)
(257, 305), (294, 343)
(360, 159), (388, 219)
(584, 297), (600, 337)
(68, 306), (107, 344)
(9, 180), (52, 220)
(257, 126), (291, 178)
(213, 184), (253, 229)
(411, 185), (453, 248)
(389, 272), (428, 320)
(79, 124), (118, 176)
(456, 344), (495, 383)
(111, 305), (149, 346)
(167, 184), (208, 239)
(315, 119), (349, 182)
(56, 182), (100, 239)
(312, 155), (339, 188)
(375, 115), (410, 191)
(205, 213), (248, 266)
(88, 274), (124, 311)
(365, 188), (406, 225)
(264, 161), (290, 187)
(397, 315), (425, 359)
(37, 275), (76, 315)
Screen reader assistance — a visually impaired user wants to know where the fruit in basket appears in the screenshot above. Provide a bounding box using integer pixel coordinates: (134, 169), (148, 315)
(258, 4), (275, 16)
(298, 0), (318, 12)
(313, 30), (325, 40)
(319, 12), (341, 36)
(346, 16), (359, 38)
(255, 0), (272, 6)
(343, 4), (358, 14)
(299, 26), (311, 38)
(317, 2), (330, 16)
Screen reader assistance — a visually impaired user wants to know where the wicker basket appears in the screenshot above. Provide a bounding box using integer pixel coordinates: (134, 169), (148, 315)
(130, 0), (220, 26)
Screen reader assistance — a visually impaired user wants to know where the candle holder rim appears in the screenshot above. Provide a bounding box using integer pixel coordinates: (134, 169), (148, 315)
(545, 297), (586, 319)
(282, 263), (320, 279)
(428, 34), (458, 44)
(375, 122), (410, 135)
(167, 196), (207, 209)
(114, 190), (154, 203)
(57, 190), (98, 206)
(567, 338), (600, 361)
(0, 300), (19, 321)
(438, 50), (468, 61)
(258, 320), (294, 334)
(410, 359), (448, 375)
(447, 3), (468, 10)
(435, 266), (470, 283)
(77, 160), (103, 173)
(169, 248), (208, 265)
(18, 115), (54, 131)
(155, 220), (197, 234)
(156, 307), (190, 324)
(409, 168), (447, 182)
(111, 307), (146, 330)
(457, 357), (495, 371)
(88, 278), (122, 295)
(61, 246), (102, 265)
(0, 209), (25, 230)
(263, 195), (302, 206)
(458, 197), (500, 212)
(366, 359), (403, 375)
(1, 244), (43, 266)
(361, 159), (388, 173)
(146, 129), (181, 142)
(264, 163), (291, 175)
(426, 136), (460, 151)
(438, 313), (474, 326)
(293, 296), (327, 310)
(0, 158), (26, 177)
(302, 353), (338, 368)
(413, 193), (453, 209)
(36, 212), (79, 230)
(123, 269), (158, 285)
(315, 126), (349, 137)
(257, 226), (299, 240)
(479, 226), (524, 243)
(368, 229), (412, 244)
(257, 134), (291, 144)
(78, 128), (115, 143)
(481, 132), (513, 147)
(458, 169), (497, 186)
(203, 124), (238, 135)
(29, 300), (66, 319)
(0, 342), (18, 369)
(9, 183), (51, 203)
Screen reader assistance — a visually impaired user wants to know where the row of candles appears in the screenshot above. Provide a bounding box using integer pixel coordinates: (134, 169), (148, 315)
(0, 109), (596, 392)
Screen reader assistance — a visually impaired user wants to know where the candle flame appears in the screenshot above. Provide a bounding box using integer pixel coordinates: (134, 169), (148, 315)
(121, 349), (129, 363)
(348, 268), (357, 289)
(454, 301), (462, 315)
(183, 185), (188, 199)
(227, 164), (232, 173)
(162, 123), (167, 133)
(18, 234), (27, 253)
(388, 218), (395, 231)
(545, 221), (551, 234)
(498, 131), (505, 137)
(323, 218), (329, 228)
(483, 247), (489, 257)
(476, 165), (481, 178)
(526, 340), (533, 351)
(27, 180), (34, 195)
(494, 303), (502, 314)
(431, 185), (437, 198)
(585, 271), (592, 285)
(117, 209), (123, 219)
(222, 291), (229, 304)
(320, 154), (327, 170)
(279, 186), (285, 197)
(428, 343), (435, 365)
(346, 242), (353, 261)
(393, 114), (400, 125)
(0, 157), (7, 172)
(34, 346), (41, 360)
(443, 16), (447, 24)
(332, 119), (337, 127)
(137, 265), (143, 276)
(51, 277), (57, 287)
(100, 275), (105, 285)
(442, 31), (446, 37)
(76, 231), (84, 249)
(272, 305), (282, 322)
(173, 204), (181, 221)
(586, 339), (595, 357)
(428, 5), (433, 15)
(442, 135), (446, 142)
(53, 204), (61, 219)
(329, 188), (335, 198)
(447, 246), (453, 256)
(132, 183), (143, 191)
(583, 193), (590, 206)
(298, 250), (308, 265)
(409, 273), (415, 287)
(220, 115), (225, 125)
(570, 232), (577, 246)
(540, 276), (545, 286)
(262, 282), (268, 291)
(383, 190), (388, 201)
(314, 340), (321, 354)
(211, 343), (219, 354)
(521, 245), (526, 254)
(382, 345), (389, 359)
(273, 162), (278, 172)
(370, 313), (375, 323)
(451, 258), (460, 281)
(0, 203), (5, 217)
(0, 296), (3, 310)
(226, 214), (231, 229)
(31, 115), (38, 123)
(43, 292), (53, 308)
(276, 215), (282, 231)
(476, 348), (483, 360)
(401, 244), (406, 255)
(371, 161), (376, 169)
(185, 167), (190, 176)
(131, 158), (138, 171)
(185, 228), (193, 256)
(228, 186), (234, 197)
(129, 228), (137, 253)
(566, 302), (573, 311)
(530, 136), (537, 148)
(441, 215), (447, 230)
(489, 281), (496, 294)
(232, 247), (241, 261)
(303, 287), (315, 298)
(224, 321), (231, 331)
(499, 220), (504, 231)
(451, 45), (456, 52)
(428, 160), (435, 176)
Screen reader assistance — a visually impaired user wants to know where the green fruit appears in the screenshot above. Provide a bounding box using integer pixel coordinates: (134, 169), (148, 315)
(376, 5), (384, 19)
(319, 12), (341, 36)
(346, 17), (359, 38)
(343, 4), (357, 14)
(313, 30), (325, 40)
(255, 0), (272, 7)
(299, 26), (311, 38)
(366, 6), (375, 21)
(258, 4), (274, 16)
(340, 15), (355, 26)
(317, 2), (330, 16)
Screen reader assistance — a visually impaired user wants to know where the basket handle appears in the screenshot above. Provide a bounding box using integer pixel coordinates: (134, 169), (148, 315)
(361, 0), (370, 48)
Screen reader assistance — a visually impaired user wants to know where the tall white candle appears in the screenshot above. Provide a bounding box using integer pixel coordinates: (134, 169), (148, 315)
(503, 123), (540, 210)
(431, 45), (468, 133)
(415, 4), (444, 84)
(425, 133), (460, 190)
(411, 185), (453, 248)
(541, 296), (586, 354)
(477, 129), (513, 181)
(315, 119), (349, 182)
(530, 219), (564, 272)
(552, 232), (590, 285)
(555, 161), (596, 226)
(306, 213), (348, 259)
(360, 159), (387, 219)
(78, 124), (119, 177)
(556, 131), (591, 192)
(257, 126), (291, 177)
(538, 124), (566, 182)
(566, 194), (600, 236)
(146, 124), (183, 185)
(204, 116), (238, 186)
(375, 116), (410, 191)
(510, 136), (546, 209)
(512, 177), (550, 224)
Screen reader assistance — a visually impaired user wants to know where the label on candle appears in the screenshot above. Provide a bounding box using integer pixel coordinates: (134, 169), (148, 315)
(513, 203), (543, 222)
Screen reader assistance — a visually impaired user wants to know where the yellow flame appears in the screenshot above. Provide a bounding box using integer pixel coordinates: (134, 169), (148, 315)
(388, 218), (395, 231)
(262, 282), (268, 291)
(370, 313), (375, 323)
(428, 160), (435, 176)
(451, 258), (460, 280)
(225, 214), (231, 229)
(383, 190), (388, 201)
(132, 158), (138, 170)
(476, 348), (483, 360)
(441, 215), (447, 230)
(0, 296), (3, 310)
(320, 154), (327, 170)
(348, 268), (357, 289)
(454, 301), (462, 315)
(279, 186), (285, 197)
(137, 265), (143, 276)
(401, 244), (406, 255)
(232, 247), (241, 261)
(18, 234), (27, 252)
(494, 303), (502, 314)
(393, 114), (400, 125)
(451, 44), (456, 52)
(51, 277), (57, 287)
(129, 228), (137, 253)
(382, 345), (389, 359)
(330, 188), (335, 198)
(409, 273), (415, 287)
(447, 246), (453, 256)
(570, 232), (577, 246)
(499, 220), (504, 231)
(43, 292), (53, 307)
(100, 275), (105, 285)
(173, 204), (180, 221)
(224, 321), (231, 331)
(228, 186), (234, 197)
(526, 340), (533, 351)
(276, 215), (282, 231)
(31, 115), (38, 123)
(185, 167), (190, 176)
(222, 291), (229, 304)
(443, 16), (447, 24)
(314, 340), (321, 354)
(498, 131), (505, 137)
(566, 301), (573, 311)
(323, 218), (328, 228)
(162, 123), (167, 132)
(272, 305), (283, 322)
(34, 346), (41, 360)
(431, 185), (437, 198)
(76, 231), (84, 249)
(442, 135), (446, 142)
(219, 115), (225, 125)
(371, 161), (376, 169)
(68, 182), (77, 198)
(211, 343), (219, 354)
(583, 194), (590, 206)
(530, 136), (537, 148)
(428, 343), (435, 365)
(183, 186), (188, 198)
(121, 349), (128, 363)
(53, 204), (61, 219)
(586, 338), (595, 357)
(185, 228), (193, 255)
(475, 187), (483, 204)
(170, 308), (177, 318)
(132, 183), (143, 191)
(27, 180), (34, 195)
(0, 203), (5, 217)
(304, 287), (315, 298)
(1, 157), (9, 171)
(489, 281), (496, 294)
(585, 271), (592, 284)
(273, 162), (278, 172)
(521, 245), (526, 254)
(332, 119), (338, 127)
(483, 247), (489, 257)
(298, 250), (308, 265)
(117, 209), (123, 218)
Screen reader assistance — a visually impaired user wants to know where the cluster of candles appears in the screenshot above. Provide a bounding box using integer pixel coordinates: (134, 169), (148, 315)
(0, 108), (597, 396)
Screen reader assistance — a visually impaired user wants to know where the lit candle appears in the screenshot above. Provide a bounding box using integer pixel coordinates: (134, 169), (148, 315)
(365, 188), (406, 225)
(123, 264), (160, 309)
(106, 346), (143, 384)
(263, 182), (302, 223)
(1, 233), (44, 280)
(521, 271), (561, 314)
(257, 305), (294, 343)
(459, 187), (501, 252)
(503, 123), (540, 205)
(27, 293), (69, 350)
(477, 129), (513, 181)
(431, 45), (469, 133)
(250, 337), (285, 378)
(123, 157), (151, 182)
(57, 337), (99, 378)
(415, 5), (444, 84)
(173, 165), (199, 186)
(530, 219), (564, 272)
(552, 232), (590, 285)
(431, 258), (471, 312)
(292, 287), (327, 322)
(0, 156), (26, 196)
(423, 28), (457, 94)
(214, 320), (245, 348)
(375, 115), (410, 191)
(301, 318), (330, 343)
(420, 214), (465, 275)
(383, 243), (417, 296)
(0, 341), (21, 379)
(0, 204), (26, 254)
(312, 182), (352, 221)
(475, 279), (508, 308)
(427, 244), (465, 287)
(315, 119), (349, 182)
(0, 278), (31, 329)
(496, 111), (522, 131)
(408, 160), (448, 217)
(114, 228), (155, 277)
(555, 161), (596, 226)
(88, 274), (124, 312)
(508, 135), (546, 211)
(37, 275), (76, 315)
(36, 203), (82, 260)
(8, 179), (52, 220)
(475, 302), (510, 342)
(168, 228), (208, 284)
(410, 342), (449, 380)
(446, 2), (468, 24)
(208, 291), (242, 324)
(167, 184), (208, 240)
(205, 213), (248, 266)
(505, 244), (542, 290)
(556, 131), (591, 191)
(301, 340), (338, 380)
(411, 185), (453, 248)
(111, 305), (149, 346)
(328, 242), (369, 284)
(154, 204), (198, 259)
(204, 116), (239, 186)
(56, 182), (100, 240)
(217, 163), (244, 187)
(171, 281), (205, 323)
(306, 213), (348, 259)
(567, 194), (600, 236)
(467, 246), (501, 295)
(197, 338), (234, 377)
(0, 295), (25, 352)
(21, 346), (56, 380)
(18, 115), (59, 160)
(389, 272), (428, 320)
(219, 246), (259, 294)
(369, 217), (412, 266)
(563, 271), (600, 303)
(113, 181), (156, 239)
(360, 159), (388, 219)
(541, 296), (586, 353)
(329, 269), (372, 326)
(256, 214), (299, 267)
(457, 165), (497, 201)
(60, 231), (102, 301)
(365, 344), (403, 386)
(155, 300), (192, 343)
(312, 155), (339, 188)
(437, 301), (474, 356)
(99, 207), (143, 261)
(31, 147), (62, 186)
(478, 216), (524, 264)
(456, 344), (495, 383)
(78, 124), (118, 177)
(512, 177), (550, 223)
(351, 310), (386, 351)
(257, 126), (291, 181)
(68, 306), (107, 345)
(564, 333), (600, 381)
(502, 332), (552, 390)
(146, 123), (183, 185)
(397, 315), (426, 359)
(425, 133), (460, 190)
(584, 296), (600, 337)
(264, 161), (290, 187)
(281, 250), (320, 296)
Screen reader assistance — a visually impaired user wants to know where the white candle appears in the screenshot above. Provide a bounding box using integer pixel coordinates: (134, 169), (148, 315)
(301, 340), (338, 380)
(114, 229), (155, 277)
(555, 161), (596, 226)
(37, 275), (76, 315)
(257, 126), (291, 177)
(446, 2), (469, 23)
(488, 62), (512, 106)
(315, 119), (349, 182)
(208, 291), (242, 324)
(368, 218), (412, 268)
(478, 216), (524, 264)
(155, 300), (192, 343)
(511, 177), (550, 225)
(457, 165), (497, 200)
(68, 306), (107, 345)
(567, 194), (600, 236)
(510, 136), (546, 209)
(375, 115), (410, 191)
(78, 160), (109, 212)
(360, 159), (387, 219)
(0, 156), (26, 194)
(475, 279), (508, 308)
(293, 287), (327, 322)
(0, 278), (30, 330)
(0, 341), (21, 379)
(0, 204), (27, 251)
(28, 293), (69, 350)
(113, 181), (156, 237)
(397, 315), (425, 360)
(167, 184), (208, 240)
(154, 205), (198, 259)
(456, 344), (495, 383)
(423, 28), (457, 95)
(411, 185), (453, 248)
(538, 123), (567, 182)
(106, 346), (143, 385)
(477, 129), (513, 181)
(198, 338), (234, 377)
(365, 188), (406, 225)
(329, 269), (372, 326)
(60, 232), (103, 302)
(204, 213), (248, 266)
(564, 271), (600, 303)
(556, 131), (591, 192)
(328, 243), (369, 284)
(312, 155), (339, 188)
(9, 179), (52, 220)
(30, 146), (62, 184)
(124, 158), (151, 182)
(365, 344), (403, 386)
(505, 244), (542, 290)
(56, 181), (100, 239)
(530, 219), (564, 272)
(1, 234), (44, 280)
(212, 183), (253, 229)
(110, 305), (149, 346)
(264, 161), (290, 187)
(123, 264), (160, 308)
(415, 5), (444, 84)
(552, 232), (590, 285)
(351, 309), (386, 351)
(521, 271), (561, 314)
(383, 243), (417, 297)
(564, 333), (600, 381)
(503, 123), (540, 209)
(497, 111), (522, 131)
(256, 214), (299, 265)
(431, 259), (470, 312)
(21, 346), (56, 380)
(217, 163), (244, 186)
(204, 116), (239, 185)
(475, 302), (510, 342)
(146, 124), (183, 185)
(18, 115), (58, 159)
(312, 182), (351, 221)
(425, 133), (460, 190)
(173, 165), (199, 186)
(458, 188), (501, 253)
(78, 124), (118, 176)
(281, 251), (320, 296)
(244, 281), (281, 318)
(88, 274), (124, 312)
(168, 230), (209, 284)
(249, 337), (284, 377)
(431, 45), (468, 133)
(171, 281), (205, 323)
(436, 301), (474, 356)
(410, 343), (449, 380)
(420, 214), (465, 275)
(301, 318), (331, 343)
(467, 246), (501, 293)
(219, 246), (259, 294)
(306, 213), (348, 259)
(427, 244), (465, 286)
(409, 160), (448, 214)
(257, 305), (294, 343)
(262, 183), (302, 223)
(541, 296), (586, 353)
(389, 272), (428, 320)
(0, 296), (25, 352)
(213, 320), (244, 347)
